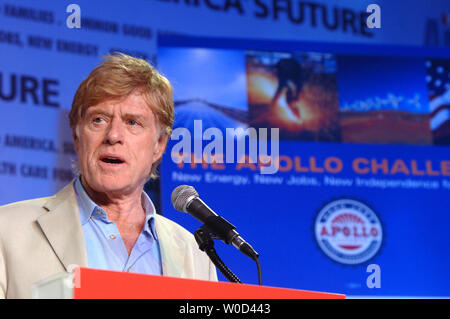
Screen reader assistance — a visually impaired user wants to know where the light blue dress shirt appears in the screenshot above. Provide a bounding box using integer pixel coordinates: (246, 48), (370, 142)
(73, 177), (162, 275)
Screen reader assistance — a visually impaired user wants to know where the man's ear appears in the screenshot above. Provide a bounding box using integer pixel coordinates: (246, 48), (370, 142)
(73, 126), (80, 154)
(152, 132), (169, 163)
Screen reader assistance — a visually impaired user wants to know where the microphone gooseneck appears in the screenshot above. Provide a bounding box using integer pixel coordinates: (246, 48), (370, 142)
(171, 185), (262, 285)
(171, 185), (259, 261)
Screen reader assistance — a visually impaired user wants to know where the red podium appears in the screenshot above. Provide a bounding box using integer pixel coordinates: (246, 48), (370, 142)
(32, 267), (345, 299)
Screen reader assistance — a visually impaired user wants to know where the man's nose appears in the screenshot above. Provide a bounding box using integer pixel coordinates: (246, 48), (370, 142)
(104, 117), (124, 145)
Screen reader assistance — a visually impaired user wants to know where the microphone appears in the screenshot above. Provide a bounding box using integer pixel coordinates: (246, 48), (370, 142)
(171, 185), (259, 261)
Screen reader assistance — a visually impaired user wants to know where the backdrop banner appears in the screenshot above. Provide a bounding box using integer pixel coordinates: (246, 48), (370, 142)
(158, 40), (450, 297)
(1, 0), (450, 298)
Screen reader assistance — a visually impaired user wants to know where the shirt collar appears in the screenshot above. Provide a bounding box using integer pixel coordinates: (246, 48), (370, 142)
(73, 176), (158, 240)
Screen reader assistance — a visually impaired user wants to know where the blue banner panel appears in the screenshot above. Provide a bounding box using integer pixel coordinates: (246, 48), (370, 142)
(158, 40), (450, 297)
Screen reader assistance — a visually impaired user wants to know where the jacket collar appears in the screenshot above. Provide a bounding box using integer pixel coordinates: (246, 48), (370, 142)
(37, 181), (88, 271)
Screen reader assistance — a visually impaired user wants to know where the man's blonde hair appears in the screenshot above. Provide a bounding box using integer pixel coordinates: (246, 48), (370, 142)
(69, 52), (174, 179)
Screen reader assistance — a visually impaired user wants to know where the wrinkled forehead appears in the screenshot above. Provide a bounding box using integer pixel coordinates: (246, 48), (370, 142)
(82, 89), (149, 113)
(86, 95), (151, 115)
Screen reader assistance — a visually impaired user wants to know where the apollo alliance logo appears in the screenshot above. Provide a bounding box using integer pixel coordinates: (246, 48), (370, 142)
(314, 198), (383, 265)
(170, 120), (280, 174)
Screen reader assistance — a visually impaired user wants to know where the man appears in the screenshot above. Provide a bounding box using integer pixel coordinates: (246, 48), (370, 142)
(269, 57), (306, 120)
(0, 53), (217, 299)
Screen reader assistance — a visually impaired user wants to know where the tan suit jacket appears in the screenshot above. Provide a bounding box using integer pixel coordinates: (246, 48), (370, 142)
(0, 182), (217, 299)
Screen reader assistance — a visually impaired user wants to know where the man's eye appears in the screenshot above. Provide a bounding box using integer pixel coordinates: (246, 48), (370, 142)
(93, 117), (104, 123)
(128, 119), (137, 126)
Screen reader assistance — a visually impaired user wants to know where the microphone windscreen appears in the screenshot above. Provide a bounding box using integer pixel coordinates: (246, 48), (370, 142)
(171, 185), (198, 212)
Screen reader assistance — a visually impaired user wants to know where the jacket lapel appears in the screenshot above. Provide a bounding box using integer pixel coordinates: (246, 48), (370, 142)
(37, 182), (88, 271)
(36, 182), (185, 276)
(155, 216), (187, 278)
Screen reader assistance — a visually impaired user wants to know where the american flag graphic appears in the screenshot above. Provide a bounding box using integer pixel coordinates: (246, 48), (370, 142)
(426, 58), (450, 145)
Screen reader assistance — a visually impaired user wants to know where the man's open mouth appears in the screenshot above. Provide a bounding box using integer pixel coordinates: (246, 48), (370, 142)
(100, 156), (125, 164)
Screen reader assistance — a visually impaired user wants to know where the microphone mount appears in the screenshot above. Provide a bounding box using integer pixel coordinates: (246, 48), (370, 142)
(194, 226), (242, 284)
(172, 184), (262, 285)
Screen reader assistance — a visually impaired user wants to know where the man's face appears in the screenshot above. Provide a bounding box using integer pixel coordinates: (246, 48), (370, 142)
(74, 91), (167, 197)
